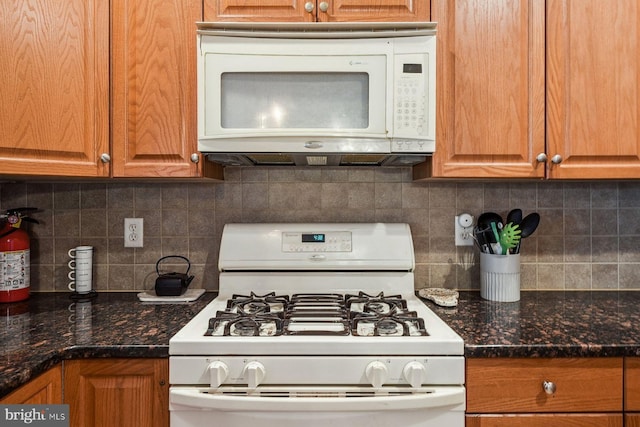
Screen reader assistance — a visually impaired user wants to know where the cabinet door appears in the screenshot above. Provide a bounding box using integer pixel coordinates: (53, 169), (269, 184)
(546, 0), (640, 179)
(64, 359), (169, 427)
(427, 0), (545, 179)
(626, 357), (640, 410)
(204, 0), (314, 22)
(0, 366), (62, 404)
(467, 414), (623, 427)
(316, 0), (429, 22)
(111, 0), (207, 177)
(204, 0), (428, 22)
(0, 1), (109, 177)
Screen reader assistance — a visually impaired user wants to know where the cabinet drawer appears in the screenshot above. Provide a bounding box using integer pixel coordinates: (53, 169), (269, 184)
(467, 414), (623, 427)
(626, 358), (640, 410)
(466, 358), (623, 413)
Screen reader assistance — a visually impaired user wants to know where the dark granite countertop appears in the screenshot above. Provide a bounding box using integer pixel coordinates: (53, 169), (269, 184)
(427, 290), (640, 358)
(3, 290), (640, 398)
(0, 292), (215, 398)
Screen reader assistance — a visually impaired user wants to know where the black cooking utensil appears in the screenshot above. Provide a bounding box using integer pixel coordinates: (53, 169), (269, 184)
(474, 226), (494, 254)
(519, 212), (540, 238)
(514, 212), (540, 253)
(477, 212), (503, 253)
(506, 208), (523, 226)
(477, 212), (503, 230)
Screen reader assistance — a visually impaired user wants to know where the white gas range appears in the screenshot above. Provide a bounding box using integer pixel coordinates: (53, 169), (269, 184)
(169, 223), (465, 427)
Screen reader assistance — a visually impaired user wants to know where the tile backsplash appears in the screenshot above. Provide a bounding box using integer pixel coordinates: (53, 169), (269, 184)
(1, 167), (639, 293)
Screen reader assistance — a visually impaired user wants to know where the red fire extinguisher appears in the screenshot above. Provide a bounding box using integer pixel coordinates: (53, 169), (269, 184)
(0, 208), (39, 303)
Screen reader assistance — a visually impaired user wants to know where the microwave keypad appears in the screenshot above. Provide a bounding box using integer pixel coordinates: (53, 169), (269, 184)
(395, 80), (426, 135)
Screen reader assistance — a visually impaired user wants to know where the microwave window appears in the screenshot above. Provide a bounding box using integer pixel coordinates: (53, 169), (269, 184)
(220, 73), (369, 129)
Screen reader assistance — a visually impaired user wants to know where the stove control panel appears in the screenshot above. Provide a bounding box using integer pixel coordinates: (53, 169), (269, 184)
(171, 356), (465, 387)
(282, 231), (352, 253)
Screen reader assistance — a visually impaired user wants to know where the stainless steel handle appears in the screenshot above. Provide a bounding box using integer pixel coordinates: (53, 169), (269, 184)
(536, 153), (547, 163)
(304, 1), (314, 12)
(551, 154), (563, 164)
(319, 1), (329, 12)
(542, 380), (556, 395)
(100, 153), (111, 163)
(190, 153), (199, 163)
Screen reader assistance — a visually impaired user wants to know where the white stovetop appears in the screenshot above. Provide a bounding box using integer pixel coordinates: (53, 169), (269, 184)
(169, 272), (463, 356)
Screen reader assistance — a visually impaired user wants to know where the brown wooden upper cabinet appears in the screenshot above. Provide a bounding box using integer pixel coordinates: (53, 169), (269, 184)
(204, 0), (429, 22)
(0, 0), (110, 177)
(546, 0), (640, 179)
(111, 0), (208, 177)
(426, 0), (640, 180)
(0, 0), (222, 179)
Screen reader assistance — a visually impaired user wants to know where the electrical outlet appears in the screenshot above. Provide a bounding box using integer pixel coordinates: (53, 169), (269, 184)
(455, 214), (474, 246)
(124, 218), (144, 248)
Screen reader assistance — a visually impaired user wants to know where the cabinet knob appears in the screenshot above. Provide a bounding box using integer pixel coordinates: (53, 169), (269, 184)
(551, 154), (563, 164)
(536, 153), (547, 163)
(319, 1), (329, 12)
(100, 153), (111, 163)
(304, 1), (314, 12)
(542, 380), (556, 395)
(190, 153), (200, 163)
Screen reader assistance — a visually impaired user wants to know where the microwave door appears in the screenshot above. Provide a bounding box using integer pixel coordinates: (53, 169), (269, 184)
(221, 72), (370, 130)
(201, 54), (388, 143)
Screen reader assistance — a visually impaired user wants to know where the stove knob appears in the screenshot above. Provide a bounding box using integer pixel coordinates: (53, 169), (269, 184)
(403, 361), (426, 388)
(208, 361), (229, 388)
(243, 361), (266, 389)
(365, 361), (388, 388)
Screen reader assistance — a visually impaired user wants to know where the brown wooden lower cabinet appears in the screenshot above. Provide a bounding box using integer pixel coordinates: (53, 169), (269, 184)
(465, 358), (624, 426)
(467, 414), (623, 426)
(0, 365), (62, 404)
(627, 414), (640, 427)
(625, 357), (640, 427)
(64, 358), (168, 427)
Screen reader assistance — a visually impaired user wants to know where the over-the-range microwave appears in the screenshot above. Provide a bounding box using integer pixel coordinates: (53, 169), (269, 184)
(197, 22), (436, 167)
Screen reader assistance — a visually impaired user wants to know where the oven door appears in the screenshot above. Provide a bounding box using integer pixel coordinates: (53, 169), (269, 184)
(170, 385), (465, 427)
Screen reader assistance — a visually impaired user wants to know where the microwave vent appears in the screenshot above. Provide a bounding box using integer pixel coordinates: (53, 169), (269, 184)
(204, 153), (428, 167)
(340, 154), (387, 166)
(305, 156), (328, 166)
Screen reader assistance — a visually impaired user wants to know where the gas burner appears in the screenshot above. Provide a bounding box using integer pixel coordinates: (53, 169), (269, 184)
(350, 309), (428, 337)
(226, 292), (289, 316)
(345, 292), (408, 315)
(206, 311), (283, 337)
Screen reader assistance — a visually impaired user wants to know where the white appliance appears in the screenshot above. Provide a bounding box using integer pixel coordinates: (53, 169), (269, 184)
(169, 223), (465, 427)
(197, 22), (436, 167)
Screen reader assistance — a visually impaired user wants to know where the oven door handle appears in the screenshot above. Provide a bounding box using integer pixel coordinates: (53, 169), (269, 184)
(170, 386), (465, 412)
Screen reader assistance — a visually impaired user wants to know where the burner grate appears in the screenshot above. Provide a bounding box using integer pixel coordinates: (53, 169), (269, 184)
(207, 292), (428, 337)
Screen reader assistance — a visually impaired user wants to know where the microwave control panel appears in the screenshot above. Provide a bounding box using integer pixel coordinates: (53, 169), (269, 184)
(282, 231), (352, 253)
(393, 53), (429, 147)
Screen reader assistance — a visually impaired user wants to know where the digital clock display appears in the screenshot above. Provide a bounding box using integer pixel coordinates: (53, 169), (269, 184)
(301, 233), (325, 243)
(403, 63), (423, 74)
